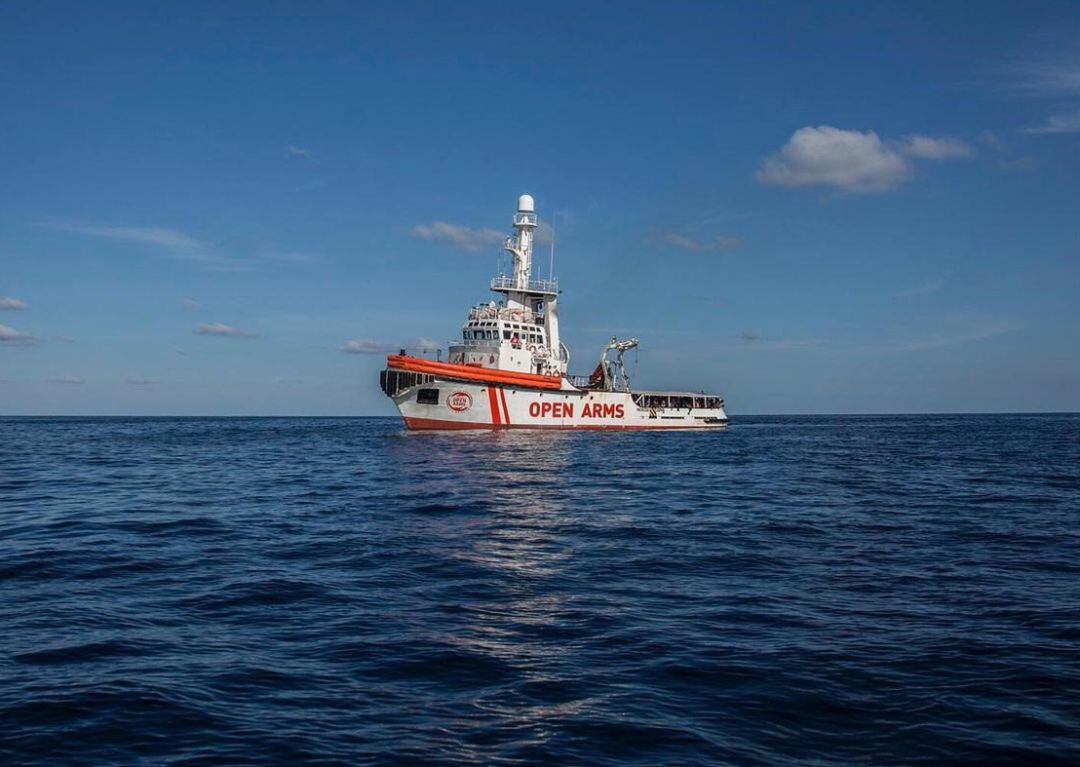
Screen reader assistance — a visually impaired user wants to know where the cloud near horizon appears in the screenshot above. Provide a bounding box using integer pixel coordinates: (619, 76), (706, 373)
(49, 374), (85, 384)
(126, 377), (155, 385)
(340, 337), (443, 355)
(339, 340), (390, 354)
(411, 221), (505, 253)
(194, 323), (257, 338)
(0, 296), (28, 310)
(0, 323), (37, 345)
(757, 126), (973, 193)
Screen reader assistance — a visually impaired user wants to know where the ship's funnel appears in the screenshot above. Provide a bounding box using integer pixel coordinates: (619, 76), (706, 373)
(517, 194), (535, 213)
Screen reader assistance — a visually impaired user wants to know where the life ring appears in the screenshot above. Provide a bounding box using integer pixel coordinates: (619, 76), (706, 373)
(527, 344), (536, 352)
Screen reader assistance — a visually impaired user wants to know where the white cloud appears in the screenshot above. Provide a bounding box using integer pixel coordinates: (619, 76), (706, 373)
(900, 135), (974, 159)
(287, 145), (313, 159)
(660, 232), (742, 253)
(194, 323), (257, 338)
(55, 335), (75, 343)
(415, 337), (441, 350)
(757, 126), (971, 194)
(411, 221), (505, 253)
(126, 377), (155, 385)
(339, 340), (391, 355)
(49, 374), (85, 384)
(179, 297), (201, 311)
(0, 324), (36, 345)
(758, 126), (911, 193)
(1023, 111), (1080, 134)
(0, 296), (28, 310)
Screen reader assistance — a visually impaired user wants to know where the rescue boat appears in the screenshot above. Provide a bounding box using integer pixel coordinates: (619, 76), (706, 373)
(380, 194), (729, 430)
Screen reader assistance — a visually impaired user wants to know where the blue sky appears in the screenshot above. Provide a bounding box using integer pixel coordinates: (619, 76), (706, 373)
(2, 1), (1078, 415)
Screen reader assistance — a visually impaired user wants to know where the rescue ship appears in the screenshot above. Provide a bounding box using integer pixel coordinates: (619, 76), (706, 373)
(380, 194), (728, 430)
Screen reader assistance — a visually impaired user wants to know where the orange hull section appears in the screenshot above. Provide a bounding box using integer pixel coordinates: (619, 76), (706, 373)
(386, 354), (564, 391)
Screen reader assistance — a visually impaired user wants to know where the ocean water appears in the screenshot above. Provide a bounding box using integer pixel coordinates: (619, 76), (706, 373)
(1, 414), (1078, 766)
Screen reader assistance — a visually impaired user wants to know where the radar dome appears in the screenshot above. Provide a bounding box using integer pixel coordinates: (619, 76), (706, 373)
(517, 194), (535, 213)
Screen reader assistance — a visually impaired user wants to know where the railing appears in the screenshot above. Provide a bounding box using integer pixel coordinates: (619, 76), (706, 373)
(449, 338), (498, 348)
(567, 375), (592, 388)
(490, 275), (559, 293)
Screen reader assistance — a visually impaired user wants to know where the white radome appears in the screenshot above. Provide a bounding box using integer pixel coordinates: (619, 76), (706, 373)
(517, 194), (535, 213)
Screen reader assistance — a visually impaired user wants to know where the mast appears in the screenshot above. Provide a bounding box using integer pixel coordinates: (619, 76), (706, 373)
(490, 194), (565, 374)
(503, 194), (537, 311)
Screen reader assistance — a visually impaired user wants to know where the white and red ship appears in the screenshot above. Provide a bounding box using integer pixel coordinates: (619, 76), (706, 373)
(380, 195), (728, 430)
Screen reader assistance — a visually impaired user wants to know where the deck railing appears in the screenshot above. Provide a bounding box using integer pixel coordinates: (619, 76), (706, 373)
(490, 275), (559, 294)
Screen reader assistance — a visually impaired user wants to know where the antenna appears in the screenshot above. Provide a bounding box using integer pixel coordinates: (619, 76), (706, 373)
(548, 210), (556, 281)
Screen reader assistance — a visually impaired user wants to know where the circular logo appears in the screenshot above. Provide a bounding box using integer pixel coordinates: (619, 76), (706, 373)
(447, 391), (473, 412)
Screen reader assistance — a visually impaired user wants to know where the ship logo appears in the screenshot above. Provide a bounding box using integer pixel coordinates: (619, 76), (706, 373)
(447, 391), (473, 412)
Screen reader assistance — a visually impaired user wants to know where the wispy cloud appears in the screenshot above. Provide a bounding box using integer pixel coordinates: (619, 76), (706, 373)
(977, 130), (1007, 151)
(339, 337), (442, 355)
(41, 219), (257, 271)
(49, 374), (85, 384)
(895, 278), (946, 298)
(1003, 46), (1080, 135)
(0, 296), (28, 310)
(899, 135), (974, 159)
(1023, 110), (1080, 134)
(179, 297), (201, 311)
(126, 377), (155, 385)
(194, 323), (257, 338)
(411, 222), (504, 253)
(260, 251), (323, 265)
(287, 145), (314, 159)
(44, 221), (204, 250)
(757, 126), (972, 194)
(657, 232), (742, 253)
(0, 323), (37, 345)
(900, 316), (1025, 351)
(996, 156), (1037, 172)
(55, 335), (75, 343)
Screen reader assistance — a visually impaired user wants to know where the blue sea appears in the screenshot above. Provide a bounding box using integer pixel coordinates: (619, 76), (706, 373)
(1, 415), (1078, 766)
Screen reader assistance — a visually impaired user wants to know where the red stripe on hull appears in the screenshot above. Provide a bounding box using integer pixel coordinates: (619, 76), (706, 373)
(403, 417), (726, 431)
(499, 389), (511, 424)
(487, 387), (502, 426)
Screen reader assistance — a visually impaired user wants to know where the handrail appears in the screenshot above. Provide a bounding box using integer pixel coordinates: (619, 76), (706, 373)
(490, 275), (559, 293)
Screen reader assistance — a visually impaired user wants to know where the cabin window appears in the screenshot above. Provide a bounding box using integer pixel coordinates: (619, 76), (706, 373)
(416, 388), (439, 404)
(503, 330), (511, 340)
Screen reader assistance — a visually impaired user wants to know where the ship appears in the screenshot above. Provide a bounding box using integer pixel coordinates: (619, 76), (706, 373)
(380, 194), (729, 430)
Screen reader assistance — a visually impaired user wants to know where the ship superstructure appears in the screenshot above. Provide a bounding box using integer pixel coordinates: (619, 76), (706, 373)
(379, 195), (728, 430)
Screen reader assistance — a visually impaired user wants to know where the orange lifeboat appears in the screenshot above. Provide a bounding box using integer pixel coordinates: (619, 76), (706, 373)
(386, 354), (564, 391)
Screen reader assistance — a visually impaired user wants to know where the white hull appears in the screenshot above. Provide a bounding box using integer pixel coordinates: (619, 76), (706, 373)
(392, 378), (728, 431)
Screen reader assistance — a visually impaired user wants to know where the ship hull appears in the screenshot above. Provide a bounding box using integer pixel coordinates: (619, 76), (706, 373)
(388, 377), (728, 431)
